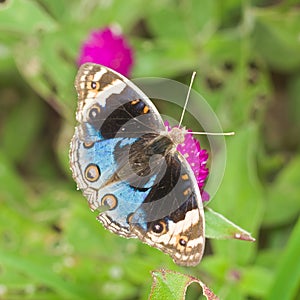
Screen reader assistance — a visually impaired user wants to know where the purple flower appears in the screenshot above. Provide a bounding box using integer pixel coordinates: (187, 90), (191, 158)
(78, 26), (134, 77)
(165, 121), (210, 201)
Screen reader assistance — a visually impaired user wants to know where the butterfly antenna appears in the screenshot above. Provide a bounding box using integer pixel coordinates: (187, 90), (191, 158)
(190, 131), (235, 136)
(178, 72), (235, 136)
(178, 71), (196, 128)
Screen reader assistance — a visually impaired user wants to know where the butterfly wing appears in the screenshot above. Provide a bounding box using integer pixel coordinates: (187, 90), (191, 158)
(130, 152), (205, 267)
(74, 63), (165, 143)
(70, 63), (205, 266)
(70, 132), (167, 237)
(70, 63), (166, 237)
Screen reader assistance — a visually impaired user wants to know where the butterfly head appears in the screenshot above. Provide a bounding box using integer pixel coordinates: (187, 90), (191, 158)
(168, 126), (187, 146)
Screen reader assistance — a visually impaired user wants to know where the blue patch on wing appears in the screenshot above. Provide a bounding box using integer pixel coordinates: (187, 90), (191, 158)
(76, 135), (159, 234)
(77, 136), (139, 187)
(97, 180), (151, 233)
(77, 122), (104, 143)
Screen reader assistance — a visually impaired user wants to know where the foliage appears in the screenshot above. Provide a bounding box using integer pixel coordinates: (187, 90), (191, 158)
(149, 269), (218, 300)
(0, 0), (300, 299)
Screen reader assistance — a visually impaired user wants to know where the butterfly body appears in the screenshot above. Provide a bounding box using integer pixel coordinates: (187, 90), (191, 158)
(70, 63), (205, 266)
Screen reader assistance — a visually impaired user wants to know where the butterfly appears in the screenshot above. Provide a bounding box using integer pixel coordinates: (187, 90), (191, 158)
(69, 63), (205, 266)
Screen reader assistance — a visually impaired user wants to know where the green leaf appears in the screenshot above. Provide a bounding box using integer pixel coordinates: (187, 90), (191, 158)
(186, 0), (218, 35)
(287, 74), (300, 131)
(14, 28), (80, 120)
(147, 4), (189, 40)
(134, 38), (197, 77)
(2, 95), (44, 163)
(209, 124), (264, 265)
(149, 269), (219, 300)
(33, 0), (68, 21)
(252, 7), (300, 71)
(0, 250), (88, 300)
(263, 155), (300, 227)
(239, 266), (273, 298)
(205, 207), (255, 242)
(198, 28), (271, 128)
(0, 150), (30, 208)
(201, 257), (273, 299)
(55, 121), (75, 175)
(0, 0), (57, 34)
(85, 0), (145, 30)
(266, 217), (300, 300)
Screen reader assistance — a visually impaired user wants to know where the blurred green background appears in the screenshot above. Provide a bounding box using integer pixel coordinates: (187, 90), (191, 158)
(0, 0), (300, 299)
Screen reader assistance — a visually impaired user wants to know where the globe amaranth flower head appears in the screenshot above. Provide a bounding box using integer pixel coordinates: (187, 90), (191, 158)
(165, 121), (210, 202)
(78, 26), (134, 77)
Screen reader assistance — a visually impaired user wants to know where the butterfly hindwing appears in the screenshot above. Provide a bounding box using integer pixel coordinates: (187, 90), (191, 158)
(130, 152), (205, 266)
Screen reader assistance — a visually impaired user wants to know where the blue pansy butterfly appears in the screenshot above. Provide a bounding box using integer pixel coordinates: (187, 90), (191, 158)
(69, 63), (205, 266)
